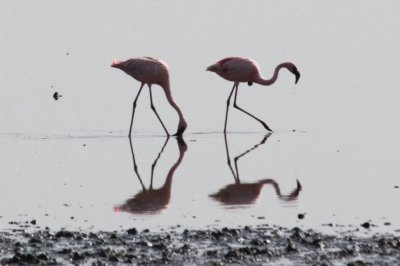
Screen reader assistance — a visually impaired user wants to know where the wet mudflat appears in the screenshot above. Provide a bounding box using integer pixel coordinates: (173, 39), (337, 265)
(1, 223), (400, 265)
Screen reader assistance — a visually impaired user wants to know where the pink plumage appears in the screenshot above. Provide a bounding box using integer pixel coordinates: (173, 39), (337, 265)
(207, 57), (300, 132)
(112, 57), (187, 137)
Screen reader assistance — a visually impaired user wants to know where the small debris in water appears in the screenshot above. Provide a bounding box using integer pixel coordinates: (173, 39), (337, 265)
(394, 185), (399, 189)
(297, 213), (306, 220)
(53, 92), (62, 100)
(322, 223), (334, 227)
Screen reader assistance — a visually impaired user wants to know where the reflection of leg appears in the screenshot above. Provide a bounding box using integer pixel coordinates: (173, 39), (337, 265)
(233, 133), (272, 182)
(150, 136), (170, 189)
(224, 84), (237, 133)
(149, 85), (169, 136)
(129, 138), (146, 191)
(129, 83), (145, 137)
(233, 86), (273, 132)
(224, 133), (239, 183)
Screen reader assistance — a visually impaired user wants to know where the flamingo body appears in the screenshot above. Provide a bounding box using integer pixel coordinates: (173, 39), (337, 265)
(112, 57), (187, 137)
(208, 57), (260, 83)
(113, 57), (169, 85)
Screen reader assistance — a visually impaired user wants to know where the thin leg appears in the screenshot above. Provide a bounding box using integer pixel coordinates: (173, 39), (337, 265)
(129, 83), (145, 137)
(233, 85), (273, 132)
(224, 83), (237, 133)
(149, 85), (170, 136)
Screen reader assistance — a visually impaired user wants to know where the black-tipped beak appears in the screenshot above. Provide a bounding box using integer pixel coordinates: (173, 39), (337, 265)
(295, 71), (301, 84)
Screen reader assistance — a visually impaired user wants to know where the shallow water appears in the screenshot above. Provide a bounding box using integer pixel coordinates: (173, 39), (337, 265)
(1, 1), (400, 235)
(0, 130), (399, 235)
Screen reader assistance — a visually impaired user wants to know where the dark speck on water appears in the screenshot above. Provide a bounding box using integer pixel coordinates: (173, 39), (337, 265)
(53, 92), (62, 100)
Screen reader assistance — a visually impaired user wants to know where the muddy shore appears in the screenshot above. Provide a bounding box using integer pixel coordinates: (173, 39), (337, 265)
(1, 222), (399, 265)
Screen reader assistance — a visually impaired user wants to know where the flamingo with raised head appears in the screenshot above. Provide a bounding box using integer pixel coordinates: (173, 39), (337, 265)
(111, 57), (187, 137)
(206, 57), (300, 132)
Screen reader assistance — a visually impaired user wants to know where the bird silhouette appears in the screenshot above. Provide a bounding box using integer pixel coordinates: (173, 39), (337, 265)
(112, 57), (187, 137)
(207, 57), (300, 132)
(209, 134), (302, 206)
(114, 137), (187, 214)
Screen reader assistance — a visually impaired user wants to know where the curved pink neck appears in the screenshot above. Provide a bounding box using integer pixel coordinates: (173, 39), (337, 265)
(254, 62), (293, 86)
(161, 81), (187, 129)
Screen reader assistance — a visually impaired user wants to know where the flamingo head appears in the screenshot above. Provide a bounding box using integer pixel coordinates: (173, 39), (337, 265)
(111, 60), (123, 68)
(206, 64), (219, 73)
(290, 65), (301, 84)
(294, 68), (301, 84)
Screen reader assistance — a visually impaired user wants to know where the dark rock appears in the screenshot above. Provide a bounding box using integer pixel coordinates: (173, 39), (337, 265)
(347, 260), (373, 266)
(126, 228), (137, 235)
(56, 230), (74, 238)
(109, 255), (119, 262)
(286, 239), (298, 252)
(37, 253), (49, 261)
(72, 251), (84, 261)
(29, 237), (42, 244)
(361, 222), (371, 229)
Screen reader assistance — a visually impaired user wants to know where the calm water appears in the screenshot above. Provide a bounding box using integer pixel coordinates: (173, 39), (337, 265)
(1, 1), (400, 234)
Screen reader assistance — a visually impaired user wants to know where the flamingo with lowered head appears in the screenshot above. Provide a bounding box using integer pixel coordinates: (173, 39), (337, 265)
(112, 57), (187, 137)
(207, 57), (300, 132)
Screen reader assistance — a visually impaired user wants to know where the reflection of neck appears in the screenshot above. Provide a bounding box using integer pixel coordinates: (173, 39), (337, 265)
(259, 179), (302, 201)
(162, 138), (187, 191)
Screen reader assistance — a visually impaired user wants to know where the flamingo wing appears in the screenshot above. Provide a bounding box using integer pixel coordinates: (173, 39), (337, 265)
(218, 57), (258, 82)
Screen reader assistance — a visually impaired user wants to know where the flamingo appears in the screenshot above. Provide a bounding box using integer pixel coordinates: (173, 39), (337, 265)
(206, 57), (300, 132)
(111, 57), (187, 137)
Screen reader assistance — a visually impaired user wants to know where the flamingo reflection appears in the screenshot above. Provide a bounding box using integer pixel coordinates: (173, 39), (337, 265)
(210, 134), (301, 206)
(114, 137), (187, 214)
